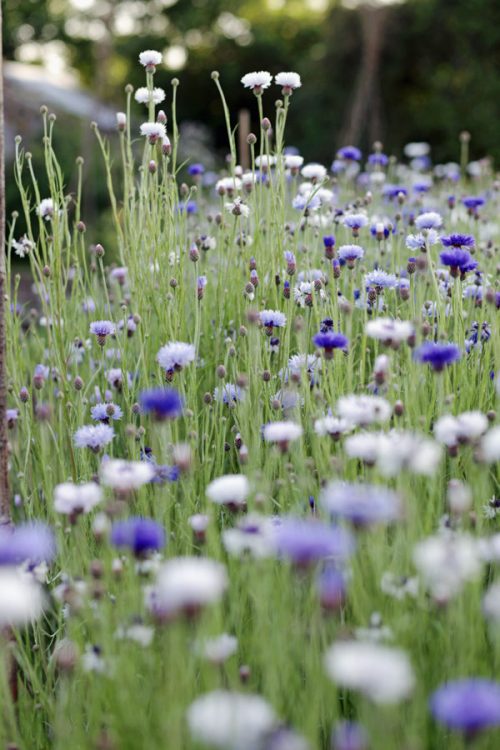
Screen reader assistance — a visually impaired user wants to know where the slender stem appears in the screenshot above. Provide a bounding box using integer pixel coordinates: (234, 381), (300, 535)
(0, 3), (10, 519)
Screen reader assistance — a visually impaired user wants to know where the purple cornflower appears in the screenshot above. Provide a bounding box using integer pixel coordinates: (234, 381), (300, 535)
(90, 320), (116, 346)
(316, 565), (347, 610)
(414, 342), (461, 372)
(383, 185), (407, 200)
(321, 482), (401, 526)
(140, 388), (183, 420)
(364, 270), (398, 290)
(312, 331), (348, 358)
(331, 721), (369, 750)
(323, 235), (336, 258)
(338, 244), (364, 268)
(273, 518), (354, 567)
(111, 517), (165, 557)
(74, 424), (114, 452)
(0, 522), (56, 566)
(462, 196), (485, 211)
(430, 679), (500, 734)
(90, 402), (123, 423)
(213, 383), (245, 404)
(284, 251), (296, 275)
(441, 234), (475, 249)
(6, 409), (18, 428)
(368, 152), (388, 167)
(439, 248), (478, 277)
(337, 145), (362, 161)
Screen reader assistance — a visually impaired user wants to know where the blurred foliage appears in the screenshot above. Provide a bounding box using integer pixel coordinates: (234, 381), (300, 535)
(4, 0), (500, 176)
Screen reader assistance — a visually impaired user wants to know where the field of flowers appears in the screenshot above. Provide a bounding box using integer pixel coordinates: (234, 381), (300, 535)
(3, 53), (500, 749)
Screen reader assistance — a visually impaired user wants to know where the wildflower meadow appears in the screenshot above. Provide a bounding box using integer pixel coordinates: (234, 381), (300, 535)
(2, 52), (500, 750)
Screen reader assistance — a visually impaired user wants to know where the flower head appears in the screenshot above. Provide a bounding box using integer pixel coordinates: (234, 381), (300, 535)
(241, 71), (272, 92)
(206, 474), (250, 510)
(139, 50), (162, 70)
(111, 517), (165, 556)
(150, 557), (228, 617)
(414, 342), (461, 371)
(140, 122), (166, 144)
(54, 482), (102, 516)
(156, 341), (195, 378)
(101, 459), (156, 493)
(321, 482), (401, 526)
(312, 331), (348, 358)
(73, 424), (114, 452)
(272, 518), (354, 566)
(439, 247), (478, 276)
(430, 680), (500, 733)
(275, 71), (302, 92)
(337, 146), (362, 161)
(259, 309), (287, 331)
(89, 320), (115, 346)
(139, 388), (183, 420)
(36, 198), (54, 220)
(134, 87), (165, 105)
(338, 244), (364, 268)
(441, 233), (475, 249)
(0, 522), (56, 565)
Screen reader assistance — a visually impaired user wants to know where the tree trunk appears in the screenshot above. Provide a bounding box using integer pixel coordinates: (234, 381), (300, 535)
(0, 0), (10, 521)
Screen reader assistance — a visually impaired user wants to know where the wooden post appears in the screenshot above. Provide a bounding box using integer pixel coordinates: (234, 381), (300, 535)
(0, 1), (10, 521)
(238, 109), (250, 170)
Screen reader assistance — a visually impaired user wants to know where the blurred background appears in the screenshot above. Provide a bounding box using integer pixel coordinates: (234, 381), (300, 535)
(4, 0), (499, 232)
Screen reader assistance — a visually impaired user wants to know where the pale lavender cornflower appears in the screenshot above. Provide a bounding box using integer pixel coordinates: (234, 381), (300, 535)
(414, 211), (443, 230)
(321, 482), (401, 527)
(213, 383), (245, 405)
(292, 193), (321, 212)
(405, 230), (439, 250)
(0, 522), (56, 566)
(338, 244), (364, 268)
(343, 213), (369, 234)
(73, 424), (114, 453)
(89, 320), (115, 346)
(364, 270), (398, 290)
(430, 680), (500, 734)
(263, 421), (303, 451)
(90, 403), (123, 423)
(272, 518), (354, 566)
(259, 309), (287, 333)
(157, 341), (195, 379)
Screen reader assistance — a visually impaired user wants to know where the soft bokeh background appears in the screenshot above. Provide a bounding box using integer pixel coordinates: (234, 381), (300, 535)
(4, 0), (500, 231)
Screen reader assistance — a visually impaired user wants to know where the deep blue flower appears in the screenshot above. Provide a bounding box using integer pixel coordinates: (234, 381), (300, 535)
(440, 248), (478, 275)
(188, 163), (205, 176)
(320, 318), (335, 333)
(273, 518), (354, 566)
(430, 679), (500, 733)
(313, 331), (349, 356)
(111, 517), (165, 556)
(337, 145), (362, 161)
(383, 185), (407, 200)
(441, 233), (475, 249)
(323, 235), (336, 248)
(140, 388), (183, 420)
(0, 522), (56, 566)
(177, 200), (198, 214)
(414, 342), (461, 371)
(462, 196), (485, 210)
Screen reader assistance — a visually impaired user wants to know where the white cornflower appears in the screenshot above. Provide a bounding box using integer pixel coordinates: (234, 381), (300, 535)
(314, 415), (353, 439)
(324, 641), (415, 704)
(344, 433), (380, 465)
(365, 318), (414, 345)
(187, 690), (277, 749)
(82, 645), (108, 674)
(483, 584), (500, 623)
(225, 197), (250, 217)
(156, 341), (195, 374)
(216, 176), (242, 195)
(150, 557), (228, 617)
(222, 515), (276, 559)
(434, 411), (488, 448)
(0, 569), (45, 626)
(197, 634), (238, 664)
(413, 532), (482, 601)
(139, 122), (166, 143)
(115, 624), (154, 647)
(116, 112), (126, 130)
(241, 71), (272, 91)
(480, 426), (500, 463)
(263, 421), (303, 448)
(375, 431), (442, 477)
(54, 482), (102, 516)
(134, 87), (166, 105)
(12, 235), (34, 258)
(275, 71), (302, 91)
(255, 155), (277, 169)
(300, 163), (327, 182)
(139, 50), (162, 69)
(285, 154), (304, 170)
(337, 394), (392, 427)
(404, 142), (430, 158)
(206, 474), (250, 509)
(37, 198), (54, 221)
(100, 459), (155, 493)
(380, 572), (419, 600)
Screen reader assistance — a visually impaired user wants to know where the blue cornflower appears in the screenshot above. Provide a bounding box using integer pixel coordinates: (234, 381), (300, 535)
(337, 145), (362, 161)
(292, 193), (320, 211)
(320, 317), (335, 333)
(331, 721), (369, 750)
(383, 185), (407, 200)
(188, 163), (205, 176)
(430, 679), (500, 734)
(214, 383), (245, 404)
(414, 342), (461, 372)
(441, 233), (475, 249)
(140, 388), (183, 420)
(440, 247), (478, 276)
(323, 235), (336, 248)
(462, 196), (485, 210)
(177, 200), (198, 214)
(312, 331), (349, 358)
(316, 565), (347, 610)
(111, 517), (165, 557)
